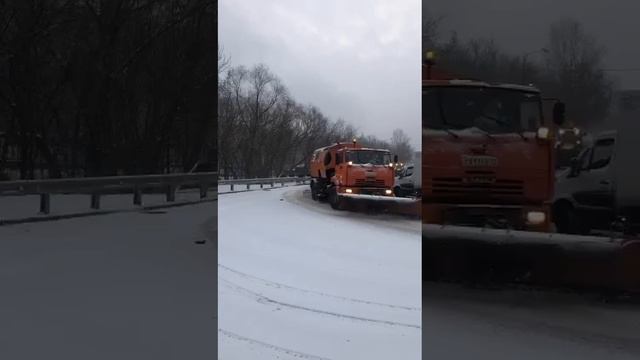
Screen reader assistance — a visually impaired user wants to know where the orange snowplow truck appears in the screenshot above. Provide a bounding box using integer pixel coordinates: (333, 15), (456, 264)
(309, 140), (398, 209)
(422, 52), (565, 231)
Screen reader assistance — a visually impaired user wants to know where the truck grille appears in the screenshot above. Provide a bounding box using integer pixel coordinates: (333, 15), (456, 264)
(355, 179), (386, 187)
(430, 177), (524, 196)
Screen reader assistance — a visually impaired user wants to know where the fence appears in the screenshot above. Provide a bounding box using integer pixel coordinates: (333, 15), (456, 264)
(0, 174), (310, 216)
(0, 172), (219, 215)
(219, 176), (310, 192)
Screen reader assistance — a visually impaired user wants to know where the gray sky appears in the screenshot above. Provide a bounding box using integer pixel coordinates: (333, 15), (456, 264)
(219, 0), (421, 147)
(427, 0), (640, 90)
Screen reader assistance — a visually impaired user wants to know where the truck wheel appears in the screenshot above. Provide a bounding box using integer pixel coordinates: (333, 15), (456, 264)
(393, 186), (403, 197)
(311, 183), (319, 201)
(328, 188), (344, 210)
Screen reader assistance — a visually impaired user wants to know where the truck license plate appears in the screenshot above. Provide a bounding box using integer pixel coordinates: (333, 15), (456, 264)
(462, 155), (498, 167)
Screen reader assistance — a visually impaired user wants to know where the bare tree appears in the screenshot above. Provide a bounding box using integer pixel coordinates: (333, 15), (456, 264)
(218, 45), (230, 76)
(422, 8), (442, 51)
(425, 14), (612, 130)
(390, 129), (413, 162)
(545, 18), (612, 127)
(217, 61), (410, 178)
(0, 0), (216, 179)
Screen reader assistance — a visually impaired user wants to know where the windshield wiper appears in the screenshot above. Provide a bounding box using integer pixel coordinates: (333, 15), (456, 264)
(471, 126), (497, 142)
(470, 117), (497, 142)
(483, 113), (528, 141)
(443, 128), (459, 139)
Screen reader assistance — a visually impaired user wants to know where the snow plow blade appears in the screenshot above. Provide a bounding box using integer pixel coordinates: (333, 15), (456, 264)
(339, 193), (417, 203)
(337, 194), (421, 217)
(423, 224), (640, 293)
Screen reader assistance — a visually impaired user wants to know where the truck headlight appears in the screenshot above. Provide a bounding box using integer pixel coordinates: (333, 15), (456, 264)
(345, 188), (353, 193)
(385, 189), (393, 195)
(537, 127), (550, 139)
(526, 211), (546, 224)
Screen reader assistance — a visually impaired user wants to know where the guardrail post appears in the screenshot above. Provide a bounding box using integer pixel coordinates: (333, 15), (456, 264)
(230, 184), (234, 191)
(246, 184), (250, 190)
(281, 181), (284, 187)
(133, 187), (142, 205)
(90, 193), (101, 209)
(166, 185), (176, 202)
(260, 183), (263, 189)
(271, 181), (274, 187)
(200, 183), (208, 199)
(39, 193), (50, 214)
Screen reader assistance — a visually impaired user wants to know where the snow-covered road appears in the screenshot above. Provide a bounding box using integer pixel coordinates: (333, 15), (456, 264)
(0, 203), (216, 359)
(423, 283), (640, 360)
(218, 185), (422, 359)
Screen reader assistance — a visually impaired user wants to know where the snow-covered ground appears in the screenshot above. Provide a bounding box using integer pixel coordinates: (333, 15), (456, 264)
(0, 203), (216, 359)
(423, 283), (640, 359)
(218, 185), (422, 359)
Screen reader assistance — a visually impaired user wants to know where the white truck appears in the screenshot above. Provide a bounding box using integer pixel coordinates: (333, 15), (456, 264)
(394, 152), (422, 198)
(553, 113), (640, 235)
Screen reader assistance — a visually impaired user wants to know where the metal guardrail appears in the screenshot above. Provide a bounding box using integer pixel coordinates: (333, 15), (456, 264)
(219, 176), (310, 191)
(0, 172), (218, 215)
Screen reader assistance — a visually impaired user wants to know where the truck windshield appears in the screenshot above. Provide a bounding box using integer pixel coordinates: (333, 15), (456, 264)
(423, 86), (542, 134)
(346, 150), (391, 165)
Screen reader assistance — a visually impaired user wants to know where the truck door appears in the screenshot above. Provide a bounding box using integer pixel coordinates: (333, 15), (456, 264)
(335, 150), (345, 185)
(402, 166), (414, 189)
(573, 137), (615, 225)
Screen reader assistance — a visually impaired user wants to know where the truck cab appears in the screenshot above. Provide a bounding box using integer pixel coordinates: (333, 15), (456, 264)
(309, 141), (397, 209)
(423, 77), (564, 231)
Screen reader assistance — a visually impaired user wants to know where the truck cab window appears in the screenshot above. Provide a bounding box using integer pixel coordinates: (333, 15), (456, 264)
(405, 166), (413, 176)
(324, 152), (332, 166)
(423, 88), (440, 128)
(589, 139), (614, 170)
(579, 148), (592, 171)
(346, 151), (391, 165)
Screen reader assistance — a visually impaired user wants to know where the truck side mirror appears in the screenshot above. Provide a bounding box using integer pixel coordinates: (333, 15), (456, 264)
(569, 157), (581, 177)
(393, 155), (399, 163)
(553, 102), (566, 126)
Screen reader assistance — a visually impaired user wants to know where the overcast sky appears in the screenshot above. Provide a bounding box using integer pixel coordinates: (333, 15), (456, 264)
(219, 0), (421, 147)
(427, 0), (640, 90)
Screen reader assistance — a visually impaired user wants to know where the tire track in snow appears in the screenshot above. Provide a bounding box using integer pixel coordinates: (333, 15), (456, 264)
(220, 277), (421, 329)
(219, 263), (420, 311)
(219, 329), (333, 360)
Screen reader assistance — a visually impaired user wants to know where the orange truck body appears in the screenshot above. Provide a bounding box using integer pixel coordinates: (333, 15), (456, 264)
(309, 141), (396, 208)
(422, 64), (557, 232)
